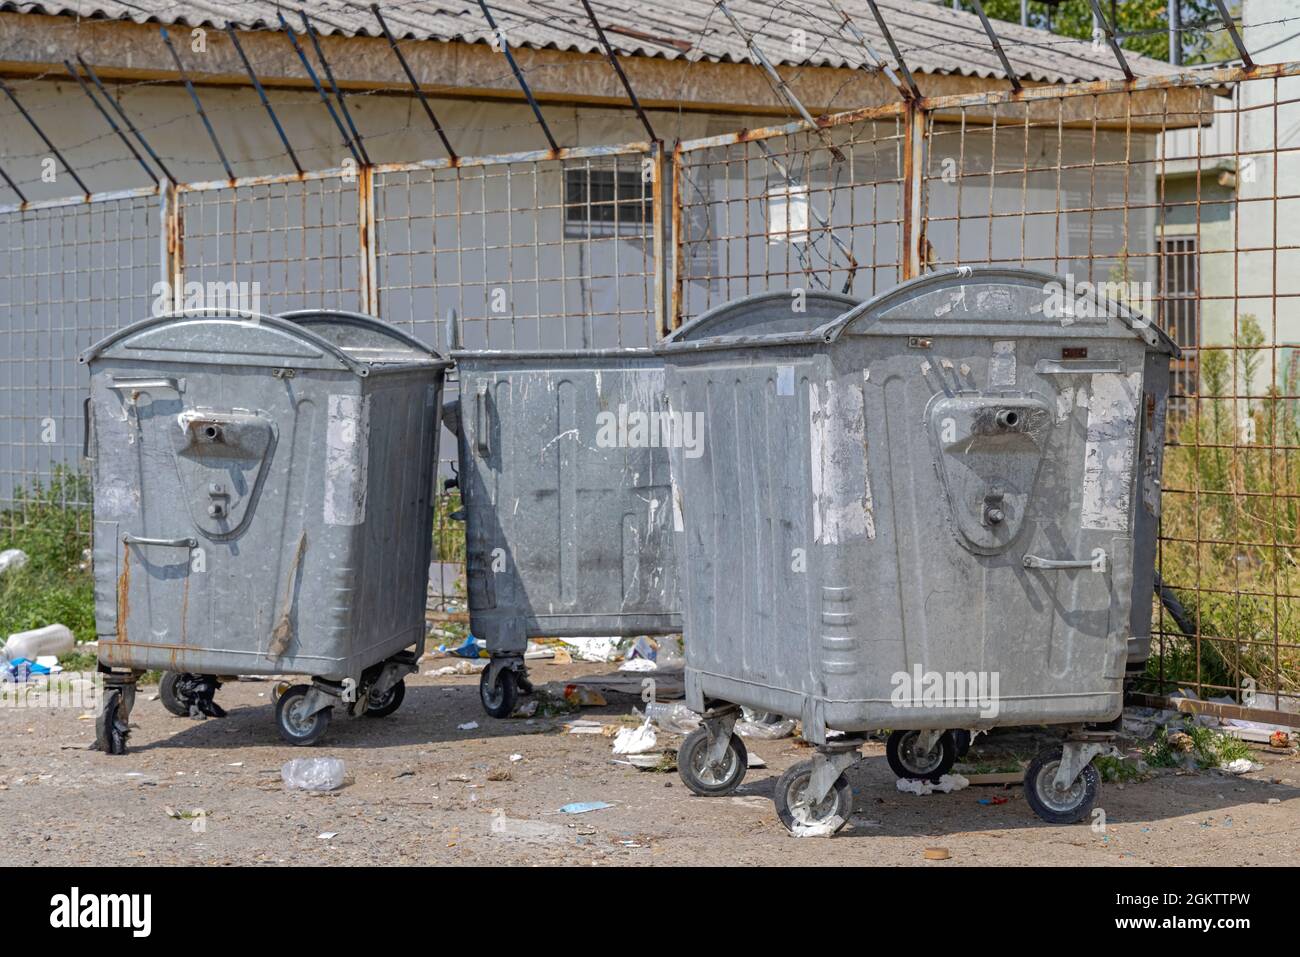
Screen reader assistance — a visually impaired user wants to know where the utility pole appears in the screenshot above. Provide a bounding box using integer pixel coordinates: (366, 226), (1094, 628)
(1169, 0), (1183, 66)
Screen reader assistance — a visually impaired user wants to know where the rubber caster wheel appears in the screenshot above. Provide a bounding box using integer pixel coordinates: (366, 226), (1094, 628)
(158, 671), (193, 717)
(676, 725), (748, 796)
(96, 686), (132, 755)
(886, 730), (957, 782)
(275, 685), (332, 746)
(1023, 747), (1102, 825)
(774, 759), (852, 836)
(479, 666), (518, 719)
(364, 678), (406, 718)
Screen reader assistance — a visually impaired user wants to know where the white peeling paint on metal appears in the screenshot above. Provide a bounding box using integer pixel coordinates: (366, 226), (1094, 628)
(989, 340), (1016, 387)
(810, 378), (872, 545)
(323, 393), (370, 526)
(1056, 386), (1075, 423)
(1080, 372), (1142, 532)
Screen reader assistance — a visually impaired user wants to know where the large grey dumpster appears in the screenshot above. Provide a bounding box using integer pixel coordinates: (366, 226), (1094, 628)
(450, 291), (859, 717)
(82, 309), (451, 752)
(657, 268), (1177, 833)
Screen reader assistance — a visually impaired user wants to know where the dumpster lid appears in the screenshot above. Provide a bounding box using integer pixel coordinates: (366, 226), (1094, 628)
(80, 308), (449, 376)
(824, 268), (1180, 356)
(280, 309), (451, 368)
(663, 290), (860, 345)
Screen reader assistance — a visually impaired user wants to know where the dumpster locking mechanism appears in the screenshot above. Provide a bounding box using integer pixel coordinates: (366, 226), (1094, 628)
(982, 490), (1006, 526)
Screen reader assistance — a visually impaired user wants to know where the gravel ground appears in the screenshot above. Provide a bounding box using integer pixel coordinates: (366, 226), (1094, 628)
(1, 660), (1297, 866)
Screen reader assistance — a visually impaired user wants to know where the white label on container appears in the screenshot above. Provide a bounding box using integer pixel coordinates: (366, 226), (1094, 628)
(1080, 372), (1141, 531)
(324, 393), (370, 526)
(776, 366), (795, 396)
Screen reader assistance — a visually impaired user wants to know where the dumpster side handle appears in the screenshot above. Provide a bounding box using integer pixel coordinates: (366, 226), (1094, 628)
(123, 534), (198, 549)
(475, 385), (491, 457)
(1023, 553), (1107, 573)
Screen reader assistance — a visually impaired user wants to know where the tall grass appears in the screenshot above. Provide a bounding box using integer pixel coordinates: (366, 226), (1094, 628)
(0, 468), (96, 647)
(1151, 315), (1300, 703)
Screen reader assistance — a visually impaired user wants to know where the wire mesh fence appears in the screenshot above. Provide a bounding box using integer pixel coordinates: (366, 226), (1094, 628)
(673, 106), (907, 324)
(0, 189), (161, 536)
(3, 61), (1300, 720)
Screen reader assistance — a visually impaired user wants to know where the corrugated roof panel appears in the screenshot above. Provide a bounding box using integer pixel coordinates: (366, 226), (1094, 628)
(0, 0), (1176, 84)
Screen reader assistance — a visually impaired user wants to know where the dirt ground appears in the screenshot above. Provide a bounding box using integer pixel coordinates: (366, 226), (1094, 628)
(1, 659), (1297, 866)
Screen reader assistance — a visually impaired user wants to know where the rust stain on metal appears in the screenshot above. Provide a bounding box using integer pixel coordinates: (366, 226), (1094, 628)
(115, 541), (130, 643)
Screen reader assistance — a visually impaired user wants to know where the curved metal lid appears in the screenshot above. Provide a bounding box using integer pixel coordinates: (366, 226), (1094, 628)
(823, 267), (1180, 356)
(279, 309), (450, 367)
(80, 308), (449, 376)
(662, 289), (860, 345)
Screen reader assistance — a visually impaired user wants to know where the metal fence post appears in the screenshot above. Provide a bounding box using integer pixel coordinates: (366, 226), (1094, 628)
(651, 141), (669, 339)
(902, 99), (927, 279)
(163, 181), (184, 311)
(359, 165), (379, 316)
(670, 143), (684, 330)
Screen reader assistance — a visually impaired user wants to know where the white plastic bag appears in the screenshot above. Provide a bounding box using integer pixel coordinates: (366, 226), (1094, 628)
(281, 757), (346, 791)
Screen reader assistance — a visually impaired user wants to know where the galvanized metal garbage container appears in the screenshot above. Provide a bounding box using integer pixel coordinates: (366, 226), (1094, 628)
(449, 291), (859, 718)
(81, 308), (451, 752)
(656, 268), (1177, 833)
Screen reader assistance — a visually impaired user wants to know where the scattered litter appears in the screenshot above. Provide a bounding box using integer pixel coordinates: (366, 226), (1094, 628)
(563, 684), (607, 707)
(1221, 758), (1264, 775)
(1267, 798), (1281, 805)
(617, 751), (677, 772)
(509, 754), (523, 762)
(645, 701), (700, 735)
(548, 647), (573, 665)
(426, 659), (486, 676)
(1270, 730), (1291, 749)
(559, 801), (613, 814)
(2, 623), (74, 661)
(317, 832), (338, 840)
(457, 721), (480, 731)
(618, 658), (658, 672)
(510, 699), (538, 718)
(487, 769), (512, 781)
(559, 637), (624, 662)
(746, 752), (766, 769)
(566, 719), (604, 735)
(977, 796), (1009, 805)
(0, 548), (29, 578)
(444, 635), (486, 659)
(612, 721), (657, 755)
(923, 847), (951, 861)
(787, 821), (838, 838)
(523, 641), (555, 660)
(897, 774), (970, 796)
(228, 762), (243, 767)
(281, 757), (345, 791)
(0, 656), (60, 684)
(735, 711), (797, 740)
